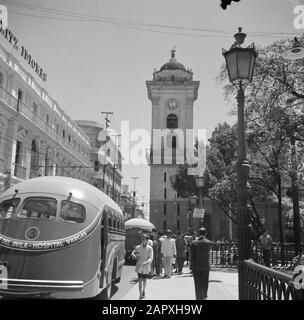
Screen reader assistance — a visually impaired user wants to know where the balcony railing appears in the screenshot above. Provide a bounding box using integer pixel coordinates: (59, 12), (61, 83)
(243, 260), (298, 300)
(29, 170), (41, 179)
(14, 164), (26, 180)
(0, 86), (91, 166)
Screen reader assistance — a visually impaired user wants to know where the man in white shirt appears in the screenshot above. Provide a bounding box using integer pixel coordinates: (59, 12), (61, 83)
(161, 230), (176, 278)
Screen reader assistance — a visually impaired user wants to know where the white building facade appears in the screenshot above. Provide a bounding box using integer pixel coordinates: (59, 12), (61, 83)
(75, 120), (123, 204)
(0, 42), (93, 191)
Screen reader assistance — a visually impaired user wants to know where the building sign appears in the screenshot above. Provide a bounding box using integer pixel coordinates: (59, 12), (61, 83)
(193, 208), (205, 219)
(0, 21), (47, 82)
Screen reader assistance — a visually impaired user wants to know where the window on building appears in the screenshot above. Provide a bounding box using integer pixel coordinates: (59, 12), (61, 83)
(177, 220), (180, 231)
(166, 114), (178, 129)
(68, 135), (71, 143)
(32, 103), (38, 115)
(46, 114), (49, 125)
(163, 220), (167, 230)
(56, 124), (59, 133)
(177, 203), (180, 216)
(164, 188), (167, 199)
(94, 160), (99, 172)
(15, 140), (22, 165)
(164, 203), (166, 215)
(164, 172), (166, 182)
(17, 89), (23, 102)
(0, 72), (3, 86)
(62, 129), (65, 138)
(172, 136), (177, 149)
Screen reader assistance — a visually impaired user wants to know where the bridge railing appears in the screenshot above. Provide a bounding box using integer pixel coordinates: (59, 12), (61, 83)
(243, 259), (300, 300)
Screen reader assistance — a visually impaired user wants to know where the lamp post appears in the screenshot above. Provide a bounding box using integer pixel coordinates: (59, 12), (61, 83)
(131, 177), (138, 218)
(223, 27), (257, 300)
(282, 37), (304, 256)
(195, 175), (205, 227)
(188, 194), (198, 234)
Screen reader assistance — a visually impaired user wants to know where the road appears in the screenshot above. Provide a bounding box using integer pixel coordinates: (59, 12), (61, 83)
(110, 264), (137, 300)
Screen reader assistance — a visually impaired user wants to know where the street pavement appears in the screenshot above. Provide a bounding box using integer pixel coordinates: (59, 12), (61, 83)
(121, 265), (238, 300)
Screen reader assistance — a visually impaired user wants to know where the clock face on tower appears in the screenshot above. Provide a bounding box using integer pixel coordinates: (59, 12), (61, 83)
(167, 98), (178, 111)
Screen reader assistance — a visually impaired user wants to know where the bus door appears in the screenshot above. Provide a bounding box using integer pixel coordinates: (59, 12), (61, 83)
(100, 208), (108, 287)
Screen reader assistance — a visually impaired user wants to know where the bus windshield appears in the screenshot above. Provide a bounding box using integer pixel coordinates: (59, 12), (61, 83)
(60, 200), (86, 223)
(18, 197), (57, 219)
(0, 198), (20, 219)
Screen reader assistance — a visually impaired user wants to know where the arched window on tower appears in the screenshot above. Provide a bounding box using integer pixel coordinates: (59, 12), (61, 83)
(172, 136), (177, 149)
(167, 114), (178, 129)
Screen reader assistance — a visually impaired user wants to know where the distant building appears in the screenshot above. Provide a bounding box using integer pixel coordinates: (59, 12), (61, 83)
(0, 42), (93, 191)
(75, 120), (123, 204)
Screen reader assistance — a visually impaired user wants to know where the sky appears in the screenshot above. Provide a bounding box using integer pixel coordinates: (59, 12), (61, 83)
(1, 0), (303, 218)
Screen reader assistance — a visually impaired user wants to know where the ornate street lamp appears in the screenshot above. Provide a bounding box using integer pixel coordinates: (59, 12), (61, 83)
(188, 194), (198, 234)
(223, 27), (257, 300)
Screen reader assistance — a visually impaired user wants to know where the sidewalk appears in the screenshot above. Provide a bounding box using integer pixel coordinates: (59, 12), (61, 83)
(122, 266), (238, 300)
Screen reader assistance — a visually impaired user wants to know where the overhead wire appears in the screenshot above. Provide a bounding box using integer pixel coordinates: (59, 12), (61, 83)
(2, 0), (303, 39)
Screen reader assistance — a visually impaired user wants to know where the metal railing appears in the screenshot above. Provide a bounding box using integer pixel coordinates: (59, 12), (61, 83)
(210, 241), (304, 267)
(243, 260), (298, 300)
(210, 242), (238, 266)
(14, 164), (26, 180)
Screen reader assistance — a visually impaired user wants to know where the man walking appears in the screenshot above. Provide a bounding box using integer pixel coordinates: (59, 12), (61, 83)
(161, 230), (176, 278)
(190, 228), (213, 300)
(175, 233), (187, 274)
(153, 233), (162, 276)
(131, 234), (153, 299)
(259, 230), (272, 267)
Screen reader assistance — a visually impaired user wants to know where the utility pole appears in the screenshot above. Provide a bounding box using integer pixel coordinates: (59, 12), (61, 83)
(101, 111), (113, 193)
(111, 134), (121, 202)
(131, 177), (138, 218)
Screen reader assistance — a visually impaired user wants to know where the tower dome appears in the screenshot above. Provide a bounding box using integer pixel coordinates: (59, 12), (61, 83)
(159, 48), (186, 72)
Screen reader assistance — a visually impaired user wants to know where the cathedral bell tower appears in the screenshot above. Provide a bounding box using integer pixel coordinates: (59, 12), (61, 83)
(146, 49), (200, 233)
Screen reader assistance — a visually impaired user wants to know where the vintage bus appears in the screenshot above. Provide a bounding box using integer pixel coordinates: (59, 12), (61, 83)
(0, 176), (125, 299)
(124, 218), (155, 263)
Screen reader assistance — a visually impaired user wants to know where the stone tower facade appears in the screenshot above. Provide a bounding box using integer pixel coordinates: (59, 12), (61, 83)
(146, 49), (200, 233)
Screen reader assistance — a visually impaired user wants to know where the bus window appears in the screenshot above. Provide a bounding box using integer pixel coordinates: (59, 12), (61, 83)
(0, 198), (20, 219)
(108, 217), (112, 229)
(60, 200), (86, 223)
(18, 197), (57, 219)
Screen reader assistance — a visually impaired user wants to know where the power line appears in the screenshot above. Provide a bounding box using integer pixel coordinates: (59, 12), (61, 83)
(3, 1), (302, 39)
